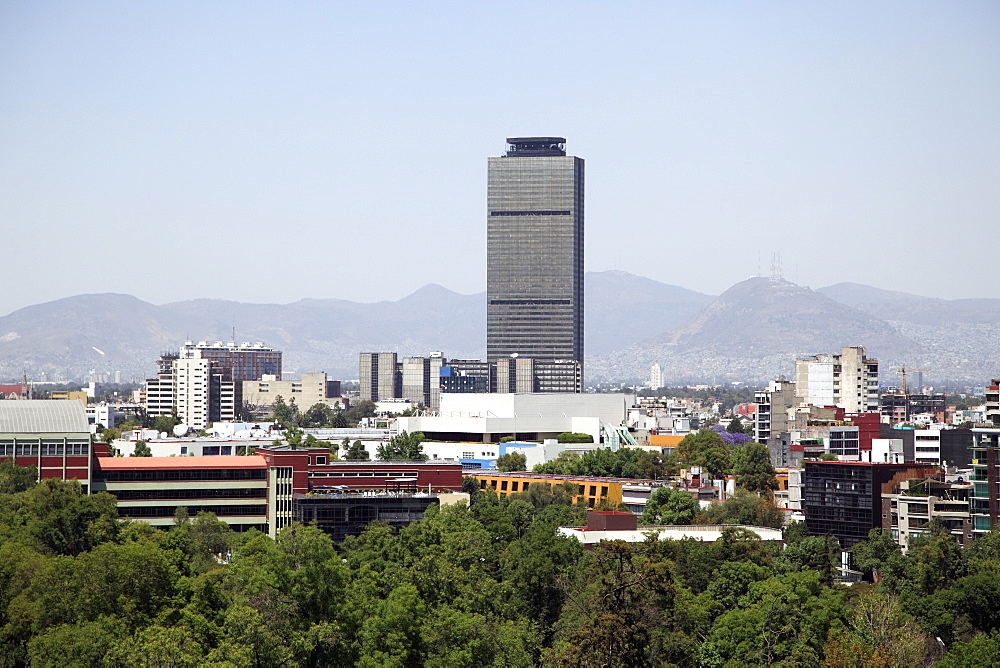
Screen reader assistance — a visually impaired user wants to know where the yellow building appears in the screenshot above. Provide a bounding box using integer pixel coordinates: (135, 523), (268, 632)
(469, 471), (626, 508)
(50, 391), (88, 405)
(649, 433), (685, 449)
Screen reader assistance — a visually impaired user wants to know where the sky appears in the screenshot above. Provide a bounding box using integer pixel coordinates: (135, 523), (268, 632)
(2, 1), (998, 317)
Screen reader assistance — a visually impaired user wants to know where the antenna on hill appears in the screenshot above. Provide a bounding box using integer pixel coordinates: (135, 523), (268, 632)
(770, 252), (784, 280)
(757, 252), (762, 277)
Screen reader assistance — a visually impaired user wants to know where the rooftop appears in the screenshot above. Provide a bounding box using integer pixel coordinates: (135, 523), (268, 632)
(97, 455), (268, 470)
(0, 400), (90, 434)
(504, 137), (567, 157)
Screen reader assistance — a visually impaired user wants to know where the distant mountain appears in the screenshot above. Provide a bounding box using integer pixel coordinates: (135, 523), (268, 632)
(652, 278), (915, 356)
(588, 277), (998, 385)
(584, 271), (714, 355)
(0, 271), (710, 382)
(2, 274), (996, 385)
(818, 282), (1000, 326)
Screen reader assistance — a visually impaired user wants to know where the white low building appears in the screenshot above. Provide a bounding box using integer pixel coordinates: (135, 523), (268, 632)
(396, 393), (632, 444)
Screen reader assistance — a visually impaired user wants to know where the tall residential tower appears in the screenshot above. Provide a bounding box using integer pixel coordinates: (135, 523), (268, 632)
(486, 137), (584, 392)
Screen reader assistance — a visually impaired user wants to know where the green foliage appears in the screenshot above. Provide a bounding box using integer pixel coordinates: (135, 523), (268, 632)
(4, 455), (999, 666)
(301, 402), (336, 428)
(344, 439), (369, 461)
(938, 631), (1000, 666)
(676, 429), (731, 477)
(376, 431), (425, 460)
(0, 458), (37, 494)
(343, 400), (377, 426)
(272, 395), (297, 427)
(556, 432), (593, 443)
(696, 490), (784, 529)
(496, 451), (527, 472)
(533, 447), (656, 479)
(639, 487), (698, 526)
(152, 415), (179, 435)
(131, 440), (152, 457)
(730, 442), (778, 493)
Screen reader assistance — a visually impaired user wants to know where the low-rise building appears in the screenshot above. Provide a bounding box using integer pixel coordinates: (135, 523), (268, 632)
(0, 400), (93, 488)
(885, 478), (973, 550)
(557, 511), (784, 548)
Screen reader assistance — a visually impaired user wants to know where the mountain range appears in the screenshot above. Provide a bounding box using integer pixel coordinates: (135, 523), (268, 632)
(1, 271), (996, 386)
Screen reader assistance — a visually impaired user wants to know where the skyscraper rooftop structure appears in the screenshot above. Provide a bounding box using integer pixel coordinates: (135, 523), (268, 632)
(486, 137), (584, 392)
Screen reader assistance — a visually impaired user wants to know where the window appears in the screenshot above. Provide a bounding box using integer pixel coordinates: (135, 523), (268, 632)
(601, 486), (608, 497)
(589, 485), (597, 496)
(512, 481), (519, 491)
(316, 456), (326, 465)
(501, 481), (508, 491)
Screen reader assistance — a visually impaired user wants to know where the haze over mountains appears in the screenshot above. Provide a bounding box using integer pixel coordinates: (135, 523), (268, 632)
(1, 271), (996, 386)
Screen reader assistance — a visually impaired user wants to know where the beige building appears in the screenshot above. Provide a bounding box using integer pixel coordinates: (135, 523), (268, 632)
(242, 373), (340, 411)
(795, 346), (879, 414)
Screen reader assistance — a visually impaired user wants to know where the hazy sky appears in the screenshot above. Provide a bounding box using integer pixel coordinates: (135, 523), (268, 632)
(2, 2), (998, 317)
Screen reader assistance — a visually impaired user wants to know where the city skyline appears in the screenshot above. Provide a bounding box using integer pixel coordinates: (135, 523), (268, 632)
(2, 3), (998, 318)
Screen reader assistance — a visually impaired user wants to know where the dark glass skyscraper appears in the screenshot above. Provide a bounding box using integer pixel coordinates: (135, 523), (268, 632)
(486, 137), (584, 391)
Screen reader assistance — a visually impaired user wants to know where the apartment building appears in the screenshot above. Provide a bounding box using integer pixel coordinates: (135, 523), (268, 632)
(795, 346), (879, 414)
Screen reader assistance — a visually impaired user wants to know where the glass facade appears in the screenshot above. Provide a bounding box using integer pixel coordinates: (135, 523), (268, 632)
(970, 429), (1000, 534)
(487, 138), (583, 390)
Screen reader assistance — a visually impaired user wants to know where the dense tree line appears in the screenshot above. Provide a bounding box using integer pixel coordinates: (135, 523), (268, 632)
(1, 459), (998, 666)
(270, 398), (377, 430)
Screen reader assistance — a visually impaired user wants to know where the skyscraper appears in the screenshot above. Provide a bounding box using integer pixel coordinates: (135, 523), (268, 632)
(486, 137), (584, 392)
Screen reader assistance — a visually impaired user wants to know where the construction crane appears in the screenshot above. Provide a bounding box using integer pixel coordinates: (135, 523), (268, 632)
(895, 365), (930, 396)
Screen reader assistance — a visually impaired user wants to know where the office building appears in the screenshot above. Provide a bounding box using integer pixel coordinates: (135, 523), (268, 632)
(487, 137), (584, 392)
(803, 461), (937, 549)
(179, 340), (281, 381)
(243, 373), (343, 413)
(439, 359), (492, 394)
(795, 347), (879, 414)
(401, 354), (446, 410)
(359, 353), (400, 403)
(494, 355), (536, 394)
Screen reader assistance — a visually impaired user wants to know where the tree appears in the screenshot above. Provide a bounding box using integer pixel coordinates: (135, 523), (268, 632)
(727, 417), (748, 434)
(676, 429), (727, 467)
(344, 440), (370, 461)
(131, 440), (152, 457)
(376, 431), (425, 460)
(343, 400), (377, 426)
(302, 403), (335, 428)
(0, 458), (37, 494)
(640, 487), (698, 526)
(272, 395), (295, 427)
(152, 415), (178, 435)
(731, 442), (778, 493)
(697, 490), (784, 529)
(496, 452), (527, 472)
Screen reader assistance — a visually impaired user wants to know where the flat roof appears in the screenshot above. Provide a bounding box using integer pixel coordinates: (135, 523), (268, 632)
(97, 455), (268, 470)
(507, 136), (566, 143)
(470, 471), (659, 485)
